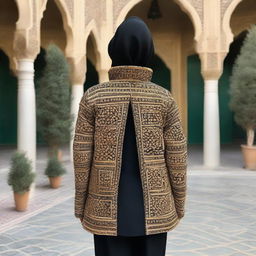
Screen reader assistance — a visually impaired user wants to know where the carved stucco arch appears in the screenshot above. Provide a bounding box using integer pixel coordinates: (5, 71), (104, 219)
(85, 19), (102, 70)
(115, 0), (202, 42)
(173, 0), (202, 41)
(115, 0), (142, 29)
(39, 0), (74, 56)
(222, 0), (243, 46)
(14, 0), (37, 60)
(15, 0), (33, 30)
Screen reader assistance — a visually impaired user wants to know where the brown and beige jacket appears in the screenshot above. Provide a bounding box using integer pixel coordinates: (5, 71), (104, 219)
(73, 65), (187, 236)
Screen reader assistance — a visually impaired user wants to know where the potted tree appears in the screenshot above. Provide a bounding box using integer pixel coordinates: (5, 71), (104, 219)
(7, 152), (36, 211)
(45, 157), (67, 188)
(229, 25), (256, 170)
(36, 44), (73, 161)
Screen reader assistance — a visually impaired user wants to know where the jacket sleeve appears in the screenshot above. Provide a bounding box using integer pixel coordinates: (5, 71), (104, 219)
(163, 91), (187, 219)
(73, 90), (94, 219)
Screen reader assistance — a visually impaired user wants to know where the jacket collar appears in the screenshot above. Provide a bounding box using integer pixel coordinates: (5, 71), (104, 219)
(108, 65), (153, 82)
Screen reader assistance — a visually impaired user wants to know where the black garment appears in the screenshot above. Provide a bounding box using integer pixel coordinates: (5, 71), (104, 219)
(117, 102), (146, 236)
(94, 232), (167, 256)
(108, 16), (154, 68)
(96, 16), (168, 256)
(108, 16), (155, 237)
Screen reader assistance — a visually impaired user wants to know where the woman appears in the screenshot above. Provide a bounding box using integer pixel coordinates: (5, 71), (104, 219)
(73, 16), (187, 256)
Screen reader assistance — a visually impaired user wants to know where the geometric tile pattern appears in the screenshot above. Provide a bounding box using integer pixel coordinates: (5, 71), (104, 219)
(1, 144), (256, 255)
(1, 167), (256, 255)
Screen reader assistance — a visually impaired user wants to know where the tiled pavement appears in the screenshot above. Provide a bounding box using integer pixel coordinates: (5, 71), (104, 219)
(0, 145), (256, 256)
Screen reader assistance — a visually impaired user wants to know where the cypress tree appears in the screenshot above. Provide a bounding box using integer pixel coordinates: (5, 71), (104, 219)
(36, 44), (73, 156)
(229, 25), (256, 146)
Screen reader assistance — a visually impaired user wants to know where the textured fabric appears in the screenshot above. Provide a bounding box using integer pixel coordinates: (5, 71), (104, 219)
(108, 16), (154, 68)
(73, 65), (187, 236)
(108, 65), (152, 81)
(110, 20), (152, 237)
(94, 233), (167, 256)
(117, 102), (146, 236)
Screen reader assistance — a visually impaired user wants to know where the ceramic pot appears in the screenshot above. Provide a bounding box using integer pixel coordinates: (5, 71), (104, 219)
(49, 176), (62, 188)
(241, 144), (256, 170)
(14, 190), (30, 211)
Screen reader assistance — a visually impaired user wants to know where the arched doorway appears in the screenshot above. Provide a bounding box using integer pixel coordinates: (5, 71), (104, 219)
(84, 59), (99, 91)
(36, 0), (68, 145)
(151, 55), (171, 91)
(0, 50), (17, 145)
(230, 0), (256, 37)
(187, 34), (248, 145)
(40, 0), (67, 51)
(84, 34), (99, 91)
(125, 0), (197, 138)
(218, 0), (256, 145)
(219, 32), (247, 144)
(187, 54), (204, 144)
(0, 0), (18, 145)
(34, 48), (46, 145)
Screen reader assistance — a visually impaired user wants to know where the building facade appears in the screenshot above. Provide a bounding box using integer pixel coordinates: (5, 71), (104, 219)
(0, 0), (255, 172)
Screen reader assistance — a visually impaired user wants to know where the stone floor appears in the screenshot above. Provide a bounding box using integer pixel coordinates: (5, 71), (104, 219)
(0, 144), (256, 256)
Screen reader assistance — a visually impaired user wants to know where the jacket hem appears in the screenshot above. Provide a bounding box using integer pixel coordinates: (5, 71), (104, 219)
(79, 216), (181, 236)
(80, 220), (117, 236)
(146, 217), (181, 235)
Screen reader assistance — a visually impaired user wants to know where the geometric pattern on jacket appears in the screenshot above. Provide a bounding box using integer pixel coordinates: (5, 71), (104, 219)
(73, 65), (187, 236)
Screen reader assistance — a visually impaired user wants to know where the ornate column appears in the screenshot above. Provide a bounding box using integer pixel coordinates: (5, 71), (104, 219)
(203, 79), (220, 168)
(17, 59), (36, 172)
(68, 56), (87, 161)
(14, 20), (40, 198)
(195, 0), (230, 168)
(199, 51), (226, 168)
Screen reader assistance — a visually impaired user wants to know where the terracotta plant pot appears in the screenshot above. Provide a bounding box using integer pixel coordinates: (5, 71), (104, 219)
(241, 144), (256, 170)
(49, 176), (62, 188)
(14, 190), (30, 211)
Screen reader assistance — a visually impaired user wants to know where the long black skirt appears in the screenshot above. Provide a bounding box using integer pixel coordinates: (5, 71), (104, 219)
(94, 232), (167, 256)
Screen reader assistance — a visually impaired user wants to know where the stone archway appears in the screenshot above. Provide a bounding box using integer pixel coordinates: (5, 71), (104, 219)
(0, 1), (19, 145)
(84, 33), (100, 91)
(0, 0), (18, 72)
(220, 0), (256, 146)
(39, 0), (74, 56)
(120, 0), (196, 135)
(230, 0), (256, 37)
(84, 21), (102, 80)
(222, 0), (244, 44)
(115, 0), (202, 41)
(40, 0), (68, 51)
(222, 0), (256, 45)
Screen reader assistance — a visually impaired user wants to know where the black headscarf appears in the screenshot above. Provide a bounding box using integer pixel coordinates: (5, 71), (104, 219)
(108, 16), (155, 68)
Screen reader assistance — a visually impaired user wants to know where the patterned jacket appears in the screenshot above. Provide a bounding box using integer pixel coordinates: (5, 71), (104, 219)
(73, 65), (187, 236)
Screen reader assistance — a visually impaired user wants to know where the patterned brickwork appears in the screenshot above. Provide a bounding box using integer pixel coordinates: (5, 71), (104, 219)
(113, 0), (130, 21)
(73, 65), (187, 236)
(221, 0), (234, 20)
(187, 0), (203, 21)
(64, 0), (74, 20)
(84, 0), (104, 28)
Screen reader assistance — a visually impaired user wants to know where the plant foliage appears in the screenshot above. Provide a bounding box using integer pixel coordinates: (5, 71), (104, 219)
(36, 44), (74, 150)
(7, 152), (35, 194)
(229, 25), (256, 145)
(45, 157), (67, 177)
